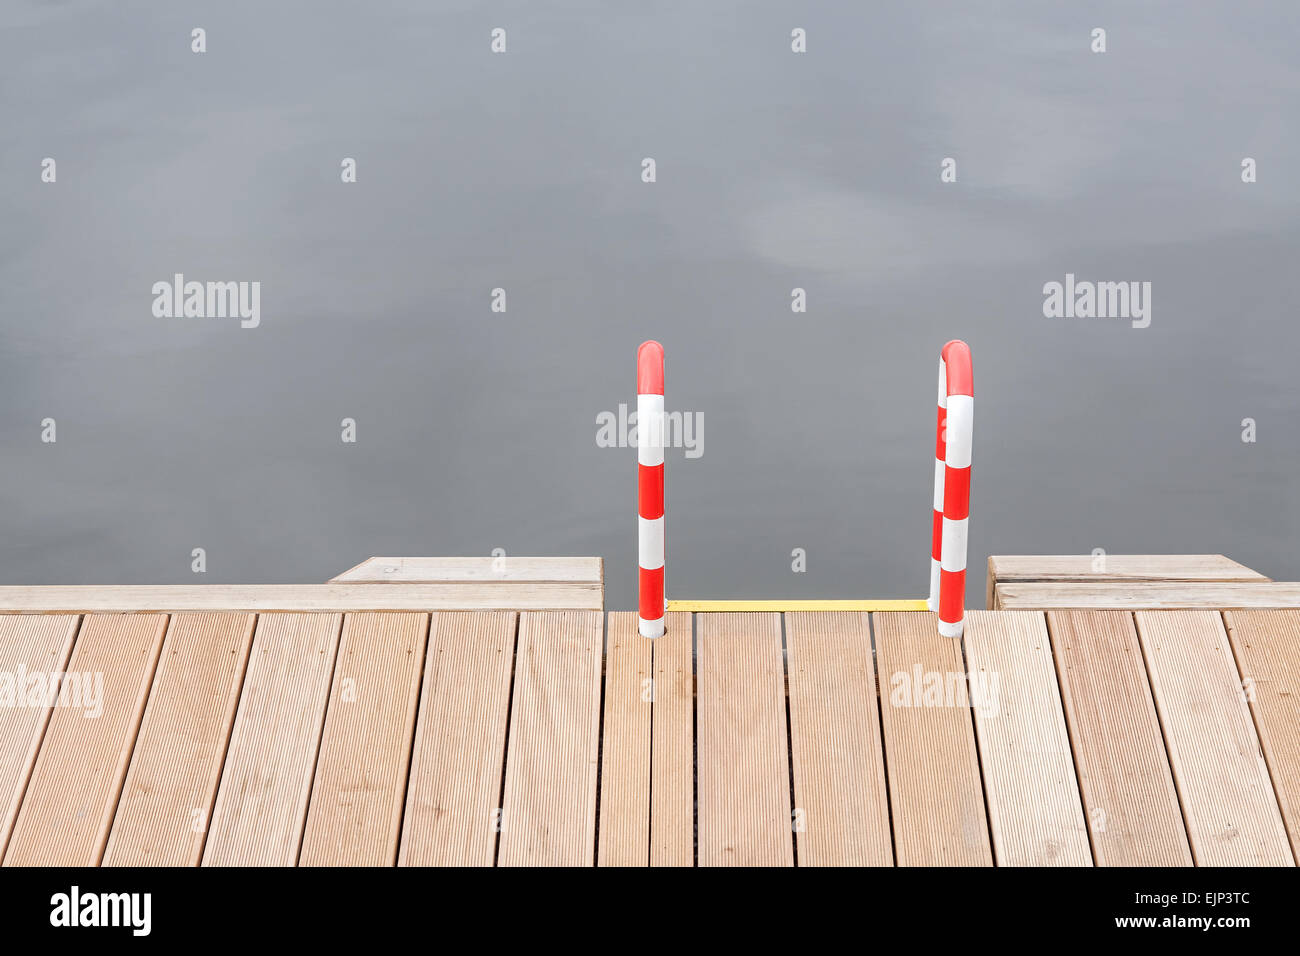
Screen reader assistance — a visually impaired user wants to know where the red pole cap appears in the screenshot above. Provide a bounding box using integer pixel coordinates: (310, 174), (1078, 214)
(637, 340), (664, 395)
(941, 340), (973, 397)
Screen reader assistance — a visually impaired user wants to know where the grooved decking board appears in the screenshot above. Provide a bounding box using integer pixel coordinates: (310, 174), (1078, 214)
(0, 616), (79, 860)
(597, 613), (652, 866)
(498, 611), (603, 866)
(997, 582), (1300, 610)
(1046, 611), (1192, 866)
(964, 611), (1091, 866)
(3, 614), (167, 866)
(299, 613), (429, 866)
(785, 612), (891, 866)
(593, 611), (692, 867)
(0, 582), (601, 612)
(102, 613), (256, 867)
(1135, 611), (1293, 866)
(1221, 611), (1300, 861)
(201, 614), (343, 866)
(331, 556), (602, 586)
(650, 612), (694, 867)
(696, 613), (792, 867)
(398, 612), (517, 867)
(873, 612), (991, 866)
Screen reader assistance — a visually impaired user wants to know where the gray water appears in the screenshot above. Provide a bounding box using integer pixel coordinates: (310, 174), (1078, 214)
(3, 1), (1297, 610)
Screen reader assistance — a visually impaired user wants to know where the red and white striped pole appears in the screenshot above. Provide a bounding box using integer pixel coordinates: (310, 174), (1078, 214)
(928, 340), (973, 638)
(638, 341), (666, 638)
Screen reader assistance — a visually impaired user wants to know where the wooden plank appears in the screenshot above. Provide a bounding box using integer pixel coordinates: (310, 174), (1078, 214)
(785, 611), (891, 865)
(102, 613), (256, 866)
(201, 614), (342, 866)
(650, 612), (693, 867)
(330, 556), (602, 585)
(299, 613), (428, 866)
(1135, 611), (1293, 865)
(3, 614), (167, 866)
(1223, 610), (1300, 861)
(990, 554), (1266, 586)
(0, 616), (79, 860)
(0, 582), (601, 613)
(696, 613), (792, 867)
(963, 611), (1091, 865)
(874, 612), (991, 866)
(398, 612), (517, 867)
(498, 611), (602, 866)
(997, 581), (1300, 610)
(595, 611), (692, 867)
(1046, 611), (1192, 866)
(597, 612), (652, 866)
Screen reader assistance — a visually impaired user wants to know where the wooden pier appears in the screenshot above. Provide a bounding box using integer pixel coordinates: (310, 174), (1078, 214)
(0, 555), (1296, 866)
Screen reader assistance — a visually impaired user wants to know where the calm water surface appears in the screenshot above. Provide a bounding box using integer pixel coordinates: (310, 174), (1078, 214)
(2, 1), (1297, 608)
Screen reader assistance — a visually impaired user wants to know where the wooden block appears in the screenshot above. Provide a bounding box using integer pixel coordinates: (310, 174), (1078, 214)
(103, 613), (256, 866)
(0, 616), (79, 860)
(997, 582), (1300, 610)
(330, 556), (602, 586)
(962, 612), (1090, 865)
(874, 612), (991, 866)
(0, 582), (602, 613)
(696, 613), (792, 867)
(398, 612), (517, 867)
(299, 613), (428, 866)
(597, 613), (652, 866)
(1223, 610), (1300, 862)
(785, 611), (891, 865)
(649, 613), (693, 868)
(3, 614), (167, 866)
(1046, 611), (1191, 866)
(1136, 611), (1292, 865)
(202, 614), (342, 866)
(498, 611), (602, 866)
(989, 554), (1267, 587)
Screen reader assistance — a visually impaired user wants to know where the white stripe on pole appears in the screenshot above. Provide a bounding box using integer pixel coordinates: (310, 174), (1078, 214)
(940, 516), (969, 572)
(937, 617), (964, 639)
(638, 516), (665, 570)
(637, 395), (665, 466)
(945, 396), (973, 468)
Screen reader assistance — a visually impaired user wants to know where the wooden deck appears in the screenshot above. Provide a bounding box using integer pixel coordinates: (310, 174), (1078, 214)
(1, 582), (1296, 865)
(0, 556), (1295, 867)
